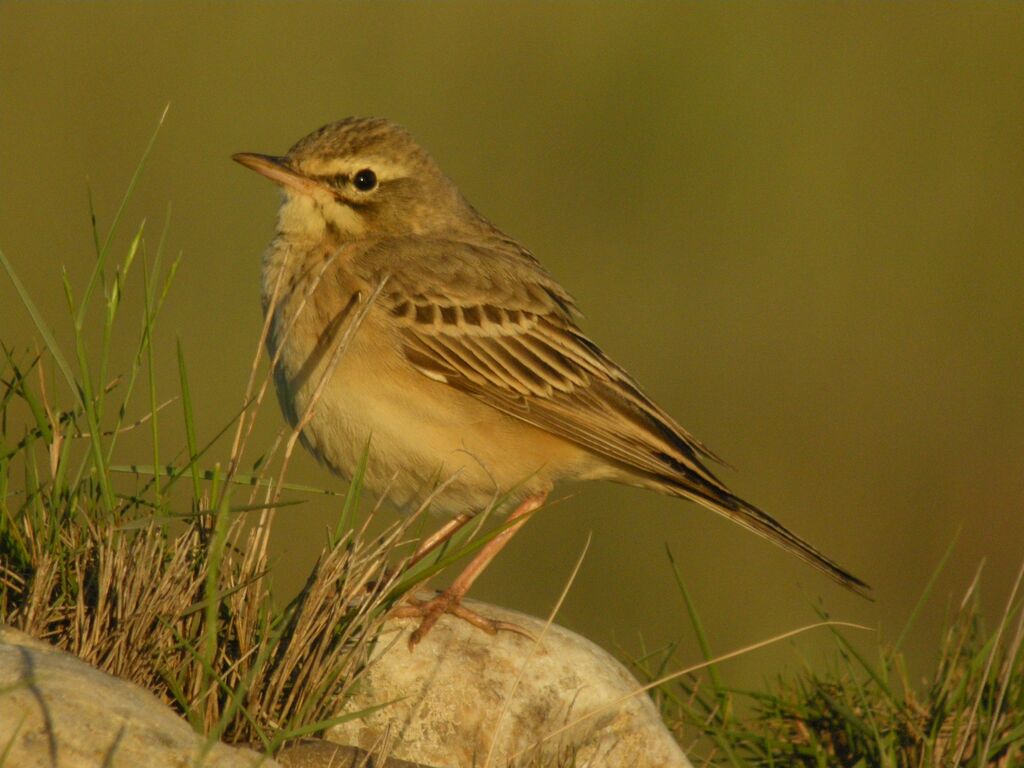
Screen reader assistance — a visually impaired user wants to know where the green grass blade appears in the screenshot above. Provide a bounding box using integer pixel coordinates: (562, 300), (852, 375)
(333, 436), (370, 546)
(666, 543), (724, 695)
(385, 505), (535, 603)
(71, 319), (114, 510)
(109, 464), (340, 496)
(0, 249), (79, 400)
(142, 257), (162, 501)
(0, 248), (115, 509)
(76, 104), (168, 329)
(894, 528), (959, 652)
(175, 338), (202, 502)
(268, 699), (402, 749)
(100, 220), (146, 441)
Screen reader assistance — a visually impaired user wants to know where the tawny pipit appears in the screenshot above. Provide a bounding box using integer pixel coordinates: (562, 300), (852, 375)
(234, 118), (868, 644)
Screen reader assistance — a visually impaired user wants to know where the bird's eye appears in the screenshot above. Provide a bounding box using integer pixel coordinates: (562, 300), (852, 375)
(353, 168), (377, 191)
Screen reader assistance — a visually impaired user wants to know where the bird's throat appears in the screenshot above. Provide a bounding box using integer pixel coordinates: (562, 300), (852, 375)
(275, 193), (366, 243)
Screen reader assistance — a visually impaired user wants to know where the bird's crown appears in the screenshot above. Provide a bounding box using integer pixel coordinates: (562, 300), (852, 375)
(286, 117), (442, 183)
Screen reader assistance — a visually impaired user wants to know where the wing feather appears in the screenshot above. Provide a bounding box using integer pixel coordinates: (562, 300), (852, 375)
(389, 286), (725, 490)
(352, 236), (868, 595)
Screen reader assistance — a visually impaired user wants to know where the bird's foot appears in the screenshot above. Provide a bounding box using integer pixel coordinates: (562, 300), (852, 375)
(391, 591), (535, 648)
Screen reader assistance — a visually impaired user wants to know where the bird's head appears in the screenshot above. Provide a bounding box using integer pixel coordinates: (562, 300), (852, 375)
(234, 117), (466, 241)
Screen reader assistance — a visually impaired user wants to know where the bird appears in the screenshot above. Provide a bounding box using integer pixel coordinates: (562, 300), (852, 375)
(233, 117), (869, 645)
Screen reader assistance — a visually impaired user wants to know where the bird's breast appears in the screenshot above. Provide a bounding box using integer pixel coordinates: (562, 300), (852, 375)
(261, 251), (596, 515)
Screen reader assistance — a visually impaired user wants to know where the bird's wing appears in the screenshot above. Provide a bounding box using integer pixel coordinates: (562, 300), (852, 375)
(356, 235), (731, 492)
(354, 236), (870, 596)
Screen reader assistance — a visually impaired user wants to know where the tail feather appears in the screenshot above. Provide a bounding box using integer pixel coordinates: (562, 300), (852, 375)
(664, 480), (871, 597)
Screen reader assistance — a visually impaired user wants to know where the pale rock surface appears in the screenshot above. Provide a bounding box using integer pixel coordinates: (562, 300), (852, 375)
(275, 739), (434, 767)
(0, 625), (278, 768)
(328, 596), (692, 768)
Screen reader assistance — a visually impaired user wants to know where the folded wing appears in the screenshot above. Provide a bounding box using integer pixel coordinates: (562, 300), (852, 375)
(356, 237), (869, 594)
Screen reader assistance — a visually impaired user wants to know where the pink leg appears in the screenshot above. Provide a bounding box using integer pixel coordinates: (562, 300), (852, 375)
(392, 491), (548, 647)
(363, 512), (475, 596)
(406, 512), (474, 570)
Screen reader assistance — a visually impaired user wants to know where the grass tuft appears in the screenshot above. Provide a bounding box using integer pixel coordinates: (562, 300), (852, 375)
(0, 112), (420, 755)
(639, 559), (1024, 767)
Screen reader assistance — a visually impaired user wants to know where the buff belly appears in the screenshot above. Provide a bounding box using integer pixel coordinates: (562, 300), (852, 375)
(269, 309), (602, 516)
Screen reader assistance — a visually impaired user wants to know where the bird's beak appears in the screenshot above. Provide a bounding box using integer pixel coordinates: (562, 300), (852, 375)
(232, 153), (327, 198)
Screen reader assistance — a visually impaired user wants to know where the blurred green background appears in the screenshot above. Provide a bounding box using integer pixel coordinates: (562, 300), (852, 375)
(2, 2), (1022, 687)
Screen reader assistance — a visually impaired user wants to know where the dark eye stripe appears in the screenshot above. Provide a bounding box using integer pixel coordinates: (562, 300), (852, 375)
(319, 173), (348, 187)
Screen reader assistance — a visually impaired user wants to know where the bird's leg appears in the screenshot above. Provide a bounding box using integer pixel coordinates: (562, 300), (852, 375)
(392, 491), (548, 648)
(364, 513), (475, 595)
(406, 511), (474, 570)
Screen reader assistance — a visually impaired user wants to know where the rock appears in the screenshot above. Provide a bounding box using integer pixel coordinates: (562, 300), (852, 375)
(275, 738), (436, 767)
(1, 600), (692, 768)
(0, 625), (277, 768)
(328, 596), (692, 768)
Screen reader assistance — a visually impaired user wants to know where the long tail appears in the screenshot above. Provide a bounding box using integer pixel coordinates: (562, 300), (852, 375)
(661, 480), (871, 598)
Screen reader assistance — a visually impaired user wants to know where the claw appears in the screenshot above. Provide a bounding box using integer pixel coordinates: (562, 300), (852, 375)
(391, 592), (535, 648)
(388, 492), (549, 649)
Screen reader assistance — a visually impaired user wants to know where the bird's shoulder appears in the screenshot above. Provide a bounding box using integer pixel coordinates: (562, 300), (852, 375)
(349, 234), (578, 321)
